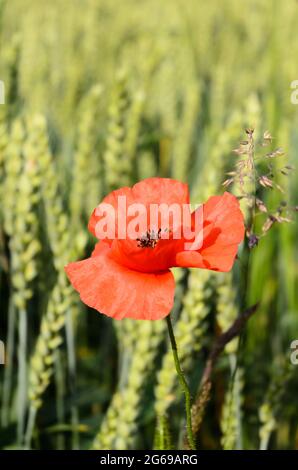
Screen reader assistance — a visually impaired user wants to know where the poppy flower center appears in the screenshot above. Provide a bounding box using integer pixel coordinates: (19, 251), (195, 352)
(137, 228), (162, 249)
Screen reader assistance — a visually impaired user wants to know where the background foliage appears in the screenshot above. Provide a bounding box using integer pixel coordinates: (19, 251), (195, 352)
(0, 0), (297, 450)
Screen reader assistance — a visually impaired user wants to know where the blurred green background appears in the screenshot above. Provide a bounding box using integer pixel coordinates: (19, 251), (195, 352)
(0, 0), (297, 450)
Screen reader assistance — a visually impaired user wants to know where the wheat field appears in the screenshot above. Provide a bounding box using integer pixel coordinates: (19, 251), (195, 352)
(0, 0), (297, 451)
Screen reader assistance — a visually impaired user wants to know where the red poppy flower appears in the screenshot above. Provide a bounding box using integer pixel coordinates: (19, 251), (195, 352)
(65, 178), (244, 320)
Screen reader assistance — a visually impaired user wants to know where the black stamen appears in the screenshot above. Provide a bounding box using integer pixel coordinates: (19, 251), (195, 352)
(137, 229), (162, 249)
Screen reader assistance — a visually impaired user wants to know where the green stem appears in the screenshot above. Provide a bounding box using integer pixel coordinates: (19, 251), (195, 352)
(1, 295), (16, 427)
(54, 349), (65, 450)
(17, 307), (27, 447)
(24, 405), (37, 449)
(65, 309), (80, 449)
(165, 314), (196, 450)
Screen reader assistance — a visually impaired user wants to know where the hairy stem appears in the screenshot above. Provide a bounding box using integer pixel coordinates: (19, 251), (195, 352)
(165, 314), (196, 450)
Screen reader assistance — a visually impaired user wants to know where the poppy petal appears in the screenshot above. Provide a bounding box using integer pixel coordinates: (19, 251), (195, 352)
(88, 186), (133, 239)
(176, 192), (244, 272)
(199, 243), (240, 271)
(65, 243), (175, 320)
(175, 251), (206, 268)
(131, 177), (190, 206)
(199, 192), (244, 271)
(88, 178), (190, 239)
(109, 237), (183, 273)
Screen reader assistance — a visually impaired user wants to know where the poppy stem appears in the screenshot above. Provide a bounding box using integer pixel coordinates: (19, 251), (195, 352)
(165, 314), (196, 450)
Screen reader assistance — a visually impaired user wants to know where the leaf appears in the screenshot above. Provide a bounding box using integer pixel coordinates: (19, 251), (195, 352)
(154, 416), (173, 450)
(45, 424), (89, 434)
